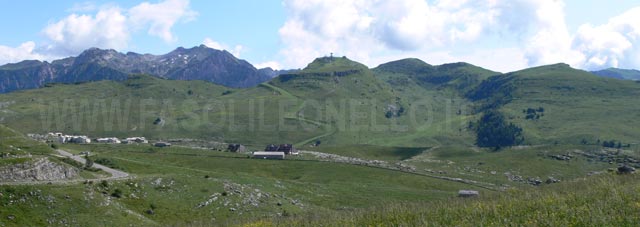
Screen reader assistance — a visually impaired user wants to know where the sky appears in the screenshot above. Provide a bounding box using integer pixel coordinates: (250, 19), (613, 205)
(0, 0), (639, 72)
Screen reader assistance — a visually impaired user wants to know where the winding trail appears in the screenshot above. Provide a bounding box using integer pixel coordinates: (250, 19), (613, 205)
(56, 149), (130, 179)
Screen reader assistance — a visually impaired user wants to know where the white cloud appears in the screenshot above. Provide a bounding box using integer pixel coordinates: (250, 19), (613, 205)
(254, 61), (282, 70)
(0, 42), (46, 65)
(0, 0), (198, 65)
(277, 0), (520, 71)
(43, 6), (129, 55)
(202, 38), (244, 58)
(129, 0), (197, 43)
(571, 7), (640, 70)
(277, 0), (640, 72)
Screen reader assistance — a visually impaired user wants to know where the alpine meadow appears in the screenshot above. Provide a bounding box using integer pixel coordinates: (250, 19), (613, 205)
(2, 1), (640, 226)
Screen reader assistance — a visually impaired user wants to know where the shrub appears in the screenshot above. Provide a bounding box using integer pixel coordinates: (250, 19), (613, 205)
(111, 188), (123, 198)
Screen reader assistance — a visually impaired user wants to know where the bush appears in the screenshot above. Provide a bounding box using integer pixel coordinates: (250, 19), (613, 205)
(61, 157), (83, 168)
(111, 188), (123, 198)
(84, 154), (94, 168)
(100, 180), (109, 188)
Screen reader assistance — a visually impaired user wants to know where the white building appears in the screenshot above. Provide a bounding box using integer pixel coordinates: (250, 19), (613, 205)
(123, 137), (148, 144)
(252, 151), (285, 160)
(60, 135), (91, 144)
(96, 137), (121, 144)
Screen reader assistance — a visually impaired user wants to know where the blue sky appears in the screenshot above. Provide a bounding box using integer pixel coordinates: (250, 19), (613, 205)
(0, 0), (639, 72)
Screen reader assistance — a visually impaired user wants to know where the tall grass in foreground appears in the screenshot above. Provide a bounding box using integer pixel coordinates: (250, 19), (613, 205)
(243, 174), (640, 226)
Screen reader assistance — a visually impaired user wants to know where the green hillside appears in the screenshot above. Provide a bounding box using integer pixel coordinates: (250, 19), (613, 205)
(470, 63), (640, 145)
(0, 124), (52, 156)
(251, 174), (640, 226)
(2, 59), (639, 149)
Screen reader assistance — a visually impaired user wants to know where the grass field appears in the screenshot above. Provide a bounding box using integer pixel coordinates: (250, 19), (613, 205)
(1, 143), (490, 226)
(249, 174), (640, 226)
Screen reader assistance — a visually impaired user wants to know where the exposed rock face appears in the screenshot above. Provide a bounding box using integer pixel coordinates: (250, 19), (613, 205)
(0, 157), (79, 182)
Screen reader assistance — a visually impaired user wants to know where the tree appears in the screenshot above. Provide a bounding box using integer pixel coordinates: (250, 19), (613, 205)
(473, 110), (524, 149)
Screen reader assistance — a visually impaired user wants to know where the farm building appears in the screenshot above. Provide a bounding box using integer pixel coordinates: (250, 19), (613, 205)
(227, 144), (246, 152)
(458, 190), (479, 198)
(252, 151), (285, 160)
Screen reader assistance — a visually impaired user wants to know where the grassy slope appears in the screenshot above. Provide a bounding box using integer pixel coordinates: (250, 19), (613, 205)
(252, 174), (640, 226)
(0, 75), (321, 147)
(1, 143), (488, 226)
(0, 124), (52, 156)
(478, 64), (640, 145)
(266, 57), (408, 147)
(368, 59), (499, 147)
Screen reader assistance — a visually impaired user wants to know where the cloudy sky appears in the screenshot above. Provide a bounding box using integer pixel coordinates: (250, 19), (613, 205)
(0, 0), (639, 72)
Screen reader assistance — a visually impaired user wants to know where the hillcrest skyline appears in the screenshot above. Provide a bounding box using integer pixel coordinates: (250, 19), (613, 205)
(1, 0), (640, 73)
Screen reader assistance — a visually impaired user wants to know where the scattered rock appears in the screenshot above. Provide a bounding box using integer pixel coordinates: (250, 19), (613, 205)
(545, 176), (560, 184)
(549, 154), (572, 161)
(7, 215), (16, 220)
(229, 208), (236, 212)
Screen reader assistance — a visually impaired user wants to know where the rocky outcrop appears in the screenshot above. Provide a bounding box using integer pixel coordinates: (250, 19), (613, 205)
(0, 157), (79, 182)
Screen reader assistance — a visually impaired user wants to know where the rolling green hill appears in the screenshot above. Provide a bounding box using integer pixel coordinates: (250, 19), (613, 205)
(470, 63), (640, 145)
(1, 58), (640, 149)
(0, 124), (52, 156)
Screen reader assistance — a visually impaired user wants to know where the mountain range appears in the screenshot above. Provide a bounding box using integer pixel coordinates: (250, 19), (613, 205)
(0, 45), (283, 93)
(591, 68), (640, 80)
(2, 45), (639, 94)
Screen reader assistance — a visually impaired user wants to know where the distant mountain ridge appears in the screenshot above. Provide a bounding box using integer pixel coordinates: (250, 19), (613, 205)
(591, 68), (640, 81)
(0, 45), (278, 93)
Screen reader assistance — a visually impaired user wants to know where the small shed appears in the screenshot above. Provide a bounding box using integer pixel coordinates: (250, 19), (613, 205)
(458, 190), (479, 198)
(252, 151), (285, 160)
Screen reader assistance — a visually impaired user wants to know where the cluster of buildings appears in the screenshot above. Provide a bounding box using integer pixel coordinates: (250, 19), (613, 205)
(47, 133), (91, 144)
(46, 133), (149, 145)
(46, 133), (296, 159)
